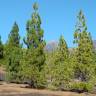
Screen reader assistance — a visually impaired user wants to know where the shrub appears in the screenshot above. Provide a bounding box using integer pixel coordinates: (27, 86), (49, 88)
(70, 82), (94, 92)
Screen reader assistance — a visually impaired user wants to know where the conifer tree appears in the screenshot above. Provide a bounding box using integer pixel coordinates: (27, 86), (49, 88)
(54, 35), (73, 90)
(73, 10), (95, 82)
(23, 2), (45, 88)
(24, 2), (44, 49)
(8, 22), (20, 47)
(6, 22), (22, 82)
(58, 35), (69, 60)
(46, 35), (73, 90)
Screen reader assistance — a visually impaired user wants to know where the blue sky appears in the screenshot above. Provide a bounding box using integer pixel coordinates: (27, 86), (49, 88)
(0, 0), (96, 47)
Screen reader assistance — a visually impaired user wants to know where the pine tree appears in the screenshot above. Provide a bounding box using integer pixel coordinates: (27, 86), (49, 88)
(24, 2), (44, 49)
(54, 35), (73, 90)
(23, 2), (46, 88)
(58, 35), (69, 61)
(6, 22), (22, 82)
(73, 10), (95, 82)
(7, 22), (20, 47)
(0, 36), (3, 59)
(45, 35), (73, 90)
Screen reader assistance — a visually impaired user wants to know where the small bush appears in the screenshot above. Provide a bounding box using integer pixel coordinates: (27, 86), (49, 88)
(70, 82), (94, 93)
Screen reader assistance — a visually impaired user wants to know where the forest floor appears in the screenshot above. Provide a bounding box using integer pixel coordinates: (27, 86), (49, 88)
(0, 82), (96, 96)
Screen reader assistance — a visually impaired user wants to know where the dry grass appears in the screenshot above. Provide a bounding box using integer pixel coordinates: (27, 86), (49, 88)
(0, 82), (95, 96)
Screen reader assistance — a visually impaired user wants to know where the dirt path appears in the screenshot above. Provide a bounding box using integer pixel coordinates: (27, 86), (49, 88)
(0, 83), (95, 96)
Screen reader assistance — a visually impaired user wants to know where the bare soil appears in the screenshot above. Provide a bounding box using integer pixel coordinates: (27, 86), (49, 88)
(0, 82), (95, 96)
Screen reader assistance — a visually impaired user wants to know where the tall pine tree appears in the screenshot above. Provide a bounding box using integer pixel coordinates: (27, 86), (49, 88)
(73, 10), (95, 82)
(23, 2), (45, 88)
(6, 22), (22, 82)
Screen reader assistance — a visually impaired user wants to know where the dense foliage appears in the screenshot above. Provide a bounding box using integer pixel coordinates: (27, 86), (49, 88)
(5, 22), (22, 82)
(0, 2), (96, 92)
(22, 2), (46, 88)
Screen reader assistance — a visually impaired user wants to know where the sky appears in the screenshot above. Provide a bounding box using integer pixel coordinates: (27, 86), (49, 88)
(0, 0), (96, 47)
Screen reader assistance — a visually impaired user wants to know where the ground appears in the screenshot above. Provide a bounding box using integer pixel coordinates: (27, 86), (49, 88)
(0, 82), (96, 96)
